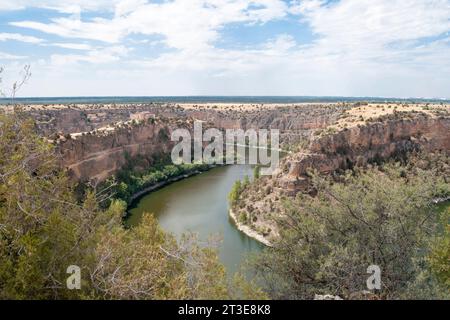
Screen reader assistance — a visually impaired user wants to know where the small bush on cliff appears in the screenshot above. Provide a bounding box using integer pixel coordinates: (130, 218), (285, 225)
(253, 166), (261, 180)
(228, 180), (242, 205)
(239, 212), (248, 224)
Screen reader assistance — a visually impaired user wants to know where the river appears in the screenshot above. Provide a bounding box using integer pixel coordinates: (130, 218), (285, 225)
(126, 165), (264, 275)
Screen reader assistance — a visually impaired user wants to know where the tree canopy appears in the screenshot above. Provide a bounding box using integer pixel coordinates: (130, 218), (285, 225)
(250, 160), (450, 299)
(0, 111), (266, 300)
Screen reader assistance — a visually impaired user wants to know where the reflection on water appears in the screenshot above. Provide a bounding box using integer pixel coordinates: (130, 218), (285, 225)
(126, 165), (264, 275)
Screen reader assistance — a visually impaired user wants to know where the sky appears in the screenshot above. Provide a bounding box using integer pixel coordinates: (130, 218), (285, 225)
(0, 0), (449, 98)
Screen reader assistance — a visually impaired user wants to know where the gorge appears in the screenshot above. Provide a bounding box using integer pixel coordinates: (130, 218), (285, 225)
(5, 102), (449, 266)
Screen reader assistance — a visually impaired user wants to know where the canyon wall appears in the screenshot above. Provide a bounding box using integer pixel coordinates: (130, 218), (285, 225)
(230, 111), (450, 245)
(281, 115), (450, 193)
(52, 104), (346, 182)
(46, 104), (450, 186)
(57, 121), (174, 182)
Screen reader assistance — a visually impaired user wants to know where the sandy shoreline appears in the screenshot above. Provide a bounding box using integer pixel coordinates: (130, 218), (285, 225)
(229, 208), (272, 247)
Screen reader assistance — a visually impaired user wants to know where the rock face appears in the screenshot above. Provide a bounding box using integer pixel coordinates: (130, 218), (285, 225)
(30, 103), (346, 136)
(230, 112), (450, 245)
(49, 104), (346, 182)
(35, 103), (448, 186)
(186, 106), (344, 131)
(58, 122), (174, 182)
(281, 115), (450, 193)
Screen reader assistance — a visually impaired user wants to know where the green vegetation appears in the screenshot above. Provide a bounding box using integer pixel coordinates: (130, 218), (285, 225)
(110, 162), (211, 205)
(0, 112), (266, 300)
(243, 175), (250, 186)
(249, 159), (450, 299)
(228, 180), (242, 205)
(229, 174), (253, 206)
(239, 212), (248, 224)
(253, 166), (260, 180)
(1, 107), (449, 300)
(429, 204), (450, 289)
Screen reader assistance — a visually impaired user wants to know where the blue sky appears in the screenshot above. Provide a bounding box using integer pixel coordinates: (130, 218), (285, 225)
(0, 0), (449, 98)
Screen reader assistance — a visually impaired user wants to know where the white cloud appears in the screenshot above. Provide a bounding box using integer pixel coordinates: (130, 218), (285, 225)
(10, 18), (125, 43)
(50, 43), (92, 50)
(10, 0), (288, 49)
(264, 34), (296, 52)
(0, 32), (44, 43)
(114, 0), (147, 17)
(0, 0), (124, 12)
(0, 52), (27, 60)
(3, 0), (450, 98)
(50, 45), (129, 65)
(292, 0), (450, 56)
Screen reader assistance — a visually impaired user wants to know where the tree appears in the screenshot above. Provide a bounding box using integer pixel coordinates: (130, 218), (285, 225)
(0, 111), (89, 299)
(429, 207), (450, 289)
(0, 65), (31, 103)
(253, 166), (260, 180)
(228, 180), (242, 205)
(250, 161), (450, 299)
(0, 111), (265, 299)
(243, 175), (250, 187)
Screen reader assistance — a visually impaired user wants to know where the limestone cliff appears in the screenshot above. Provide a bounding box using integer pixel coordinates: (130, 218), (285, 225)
(32, 103), (448, 192)
(50, 103), (345, 182)
(281, 114), (450, 193)
(57, 121), (174, 182)
(232, 111), (450, 245)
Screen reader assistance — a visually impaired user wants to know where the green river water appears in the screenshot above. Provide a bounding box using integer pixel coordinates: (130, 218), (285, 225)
(126, 165), (264, 275)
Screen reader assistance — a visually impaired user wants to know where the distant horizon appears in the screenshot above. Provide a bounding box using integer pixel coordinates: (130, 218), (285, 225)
(1, 95), (449, 105)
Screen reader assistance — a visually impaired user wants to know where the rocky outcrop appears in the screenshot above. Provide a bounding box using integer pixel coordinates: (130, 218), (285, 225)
(57, 121), (174, 182)
(30, 103), (346, 136)
(52, 104), (450, 189)
(280, 115), (450, 193)
(49, 104), (346, 182)
(231, 112), (450, 245)
(229, 209), (273, 246)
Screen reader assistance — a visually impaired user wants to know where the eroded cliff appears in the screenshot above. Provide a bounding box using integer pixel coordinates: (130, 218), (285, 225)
(57, 119), (175, 182)
(281, 114), (450, 193)
(231, 107), (450, 245)
(47, 103), (347, 182)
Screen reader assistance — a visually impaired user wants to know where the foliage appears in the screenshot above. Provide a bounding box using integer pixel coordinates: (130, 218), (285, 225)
(253, 166), (260, 180)
(239, 212), (248, 224)
(98, 162), (211, 206)
(228, 180), (242, 205)
(428, 206), (450, 289)
(250, 161), (450, 299)
(243, 175), (250, 187)
(0, 112), (264, 300)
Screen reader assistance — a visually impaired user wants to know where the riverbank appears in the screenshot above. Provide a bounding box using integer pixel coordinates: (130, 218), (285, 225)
(228, 181), (450, 249)
(128, 167), (215, 204)
(108, 162), (213, 206)
(122, 164), (220, 215)
(229, 209), (272, 247)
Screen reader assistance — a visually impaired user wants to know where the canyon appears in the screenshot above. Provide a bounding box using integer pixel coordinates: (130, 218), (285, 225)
(3, 102), (449, 246)
(23, 102), (348, 183)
